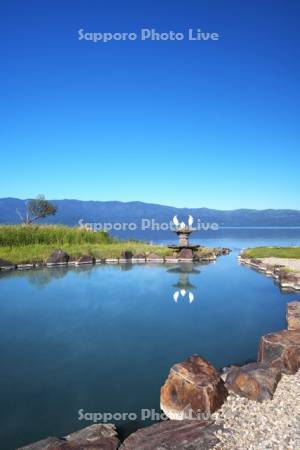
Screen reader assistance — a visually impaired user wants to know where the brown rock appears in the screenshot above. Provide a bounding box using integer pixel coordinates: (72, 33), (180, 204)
(46, 250), (69, 264)
(278, 271), (300, 289)
(258, 329), (300, 374)
(65, 423), (119, 449)
(77, 255), (95, 264)
(132, 253), (146, 259)
(221, 248), (231, 255)
(287, 301), (300, 330)
(18, 424), (120, 450)
(250, 258), (262, 265)
(120, 419), (220, 450)
(178, 248), (194, 260)
(160, 355), (227, 420)
(147, 253), (163, 261)
(18, 437), (65, 450)
(224, 362), (281, 402)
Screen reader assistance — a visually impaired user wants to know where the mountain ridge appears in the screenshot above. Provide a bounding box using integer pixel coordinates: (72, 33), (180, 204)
(0, 198), (300, 230)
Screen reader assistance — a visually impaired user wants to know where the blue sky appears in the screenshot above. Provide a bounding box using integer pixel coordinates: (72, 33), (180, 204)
(1, 0), (299, 209)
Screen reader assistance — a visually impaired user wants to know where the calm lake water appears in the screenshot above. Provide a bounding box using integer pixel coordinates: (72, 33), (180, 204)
(1, 228), (300, 449)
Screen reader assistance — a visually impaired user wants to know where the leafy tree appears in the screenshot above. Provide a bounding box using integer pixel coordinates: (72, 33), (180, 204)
(17, 195), (57, 225)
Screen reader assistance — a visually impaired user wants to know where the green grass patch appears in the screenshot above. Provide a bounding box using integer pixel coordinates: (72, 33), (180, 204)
(243, 246), (300, 259)
(0, 225), (218, 264)
(0, 225), (176, 264)
(0, 225), (113, 247)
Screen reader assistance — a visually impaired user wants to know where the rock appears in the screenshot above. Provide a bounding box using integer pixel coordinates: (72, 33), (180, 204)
(132, 253), (145, 259)
(160, 355), (227, 420)
(224, 362), (281, 402)
(65, 423), (119, 449)
(76, 255), (95, 265)
(18, 424), (120, 449)
(258, 329), (300, 374)
(17, 437), (65, 449)
(287, 301), (300, 331)
(279, 271), (299, 282)
(120, 251), (133, 260)
(0, 258), (15, 270)
(221, 248), (231, 255)
(178, 248), (194, 260)
(278, 271), (300, 290)
(120, 419), (220, 450)
(250, 258), (261, 266)
(146, 253), (164, 261)
(105, 258), (119, 264)
(46, 250), (69, 265)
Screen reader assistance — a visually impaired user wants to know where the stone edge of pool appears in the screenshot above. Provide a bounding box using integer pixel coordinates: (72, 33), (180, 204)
(0, 247), (232, 273)
(238, 251), (300, 292)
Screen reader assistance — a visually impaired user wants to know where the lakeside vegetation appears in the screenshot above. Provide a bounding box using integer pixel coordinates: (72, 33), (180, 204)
(243, 246), (300, 259)
(0, 225), (174, 264)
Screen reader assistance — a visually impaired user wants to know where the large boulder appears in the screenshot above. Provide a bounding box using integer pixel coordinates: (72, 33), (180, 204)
(286, 301), (300, 331)
(258, 329), (300, 374)
(120, 419), (220, 450)
(18, 424), (119, 449)
(160, 355), (227, 420)
(46, 250), (69, 265)
(224, 362), (281, 402)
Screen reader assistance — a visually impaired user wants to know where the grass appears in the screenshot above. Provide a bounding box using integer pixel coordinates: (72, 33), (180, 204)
(0, 225), (174, 264)
(0, 225), (113, 246)
(243, 246), (300, 259)
(0, 225), (219, 265)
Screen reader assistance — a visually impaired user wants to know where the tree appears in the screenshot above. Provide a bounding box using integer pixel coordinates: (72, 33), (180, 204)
(17, 195), (57, 225)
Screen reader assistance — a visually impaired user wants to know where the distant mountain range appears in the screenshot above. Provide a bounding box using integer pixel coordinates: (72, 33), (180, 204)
(1, 198), (300, 239)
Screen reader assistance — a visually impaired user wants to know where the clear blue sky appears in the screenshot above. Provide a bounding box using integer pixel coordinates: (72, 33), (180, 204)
(1, 0), (299, 209)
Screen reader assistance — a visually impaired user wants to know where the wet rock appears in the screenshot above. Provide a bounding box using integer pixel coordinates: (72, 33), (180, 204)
(18, 424), (120, 449)
(287, 301), (300, 331)
(178, 248), (194, 260)
(224, 362), (281, 402)
(258, 329), (300, 374)
(46, 250), (69, 265)
(160, 355), (227, 420)
(76, 255), (95, 265)
(120, 419), (220, 450)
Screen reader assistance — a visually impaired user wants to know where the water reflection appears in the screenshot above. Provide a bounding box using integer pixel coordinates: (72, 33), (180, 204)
(167, 263), (200, 304)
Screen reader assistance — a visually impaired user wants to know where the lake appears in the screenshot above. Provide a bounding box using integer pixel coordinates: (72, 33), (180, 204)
(1, 228), (300, 449)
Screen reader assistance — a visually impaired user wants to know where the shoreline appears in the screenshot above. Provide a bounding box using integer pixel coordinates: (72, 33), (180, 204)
(239, 252), (300, 292)
(0, 247), (230, 273)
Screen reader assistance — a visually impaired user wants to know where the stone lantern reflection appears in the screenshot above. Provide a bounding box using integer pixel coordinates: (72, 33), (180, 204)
(167, 263), (200, 304)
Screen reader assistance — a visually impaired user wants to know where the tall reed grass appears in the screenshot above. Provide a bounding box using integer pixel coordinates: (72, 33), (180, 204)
(0, 225), (113, 247)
